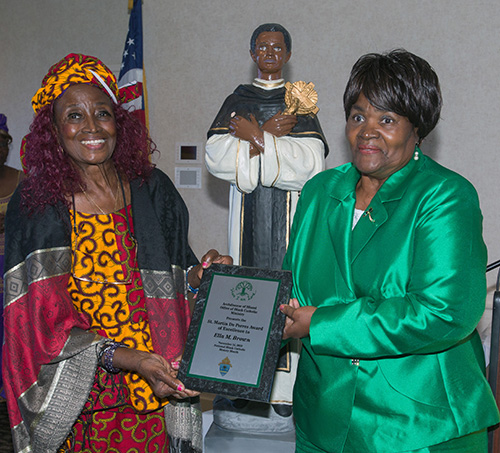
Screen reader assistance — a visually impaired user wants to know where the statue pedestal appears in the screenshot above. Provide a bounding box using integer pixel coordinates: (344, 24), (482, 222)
(204, 422), (295, 452)
(202, 396), (296, 451)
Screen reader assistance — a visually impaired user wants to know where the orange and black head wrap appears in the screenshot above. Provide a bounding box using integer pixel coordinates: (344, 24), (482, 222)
(22, 53), (141, 171)
(31, 53), (140, 113)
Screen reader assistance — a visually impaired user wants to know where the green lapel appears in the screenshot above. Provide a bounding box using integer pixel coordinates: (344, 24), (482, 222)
(351, 196), (388, 263)
(323, 153), (423, 290)
(326, 164), (359, 289)
(351, 152), (423, 263)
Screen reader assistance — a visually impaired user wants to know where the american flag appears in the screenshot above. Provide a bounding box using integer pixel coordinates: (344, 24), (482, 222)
(118, 0), (147, 126)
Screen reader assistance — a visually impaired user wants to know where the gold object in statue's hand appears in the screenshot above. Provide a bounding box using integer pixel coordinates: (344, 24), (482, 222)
(284, 81), (319, 116)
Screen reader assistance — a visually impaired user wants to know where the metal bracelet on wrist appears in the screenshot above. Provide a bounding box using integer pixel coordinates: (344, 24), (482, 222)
(186, 264), (200, 294)
(99, 341), (127, 374)
(97, 340), (113, 366)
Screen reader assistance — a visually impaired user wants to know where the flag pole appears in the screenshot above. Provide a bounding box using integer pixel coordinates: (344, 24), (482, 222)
(143, 65), (149, 130)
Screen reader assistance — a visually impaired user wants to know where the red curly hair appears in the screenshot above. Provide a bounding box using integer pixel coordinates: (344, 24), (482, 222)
(21, 102), (156, 212)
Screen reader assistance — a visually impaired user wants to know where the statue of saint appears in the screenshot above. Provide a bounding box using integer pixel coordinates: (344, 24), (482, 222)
(205, 23), (329, 433)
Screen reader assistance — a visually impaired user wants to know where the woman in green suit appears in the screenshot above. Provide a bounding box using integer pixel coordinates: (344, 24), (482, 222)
(280, 49), (499, 452)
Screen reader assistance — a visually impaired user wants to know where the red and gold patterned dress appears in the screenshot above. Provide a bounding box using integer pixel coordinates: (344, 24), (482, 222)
(63, 206), (168, 452)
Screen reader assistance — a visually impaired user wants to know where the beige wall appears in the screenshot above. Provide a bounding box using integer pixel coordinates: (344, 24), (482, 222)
(3, 0), (500, 330)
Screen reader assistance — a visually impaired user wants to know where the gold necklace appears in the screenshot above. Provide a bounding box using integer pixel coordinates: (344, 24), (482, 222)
(78, 170), (121, 215)
(79, 186), (106, 215)
(112, 172), (121, 211)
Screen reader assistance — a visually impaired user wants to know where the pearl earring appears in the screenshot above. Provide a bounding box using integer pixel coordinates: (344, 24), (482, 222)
(413, 149), (419, 161)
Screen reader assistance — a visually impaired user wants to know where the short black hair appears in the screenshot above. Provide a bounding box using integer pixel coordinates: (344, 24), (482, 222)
(343, 49), (442, 140)
(250, 23), (291, 54)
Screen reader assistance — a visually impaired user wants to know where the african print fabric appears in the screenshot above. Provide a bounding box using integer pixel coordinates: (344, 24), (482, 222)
(3, 169), (201, 453)
(57, 207), (167, 451)
(31, 53), (141, 113)
(69, 207), (163, 412)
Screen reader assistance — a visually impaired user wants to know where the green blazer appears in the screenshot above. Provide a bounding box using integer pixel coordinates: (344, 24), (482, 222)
(283, 154), (499, 452)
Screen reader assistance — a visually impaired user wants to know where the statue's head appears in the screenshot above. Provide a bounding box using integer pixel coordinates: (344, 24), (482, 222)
(250, 24), (291, 80)
(250, 23), (291, 54)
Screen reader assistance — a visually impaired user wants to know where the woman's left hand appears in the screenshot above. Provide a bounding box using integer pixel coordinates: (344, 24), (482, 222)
(280, 298), (317, 339)
(188, 249), (233, 290)
(113, 348), (199, 399)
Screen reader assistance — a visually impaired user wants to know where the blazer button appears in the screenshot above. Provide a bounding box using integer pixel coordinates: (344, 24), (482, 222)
(351, 359), (360, 366)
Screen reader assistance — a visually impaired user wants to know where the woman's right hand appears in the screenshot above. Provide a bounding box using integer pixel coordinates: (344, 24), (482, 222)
(280, 298), (317, 339)
(113, 347), (199, 399)
(188, 249), (233, 291)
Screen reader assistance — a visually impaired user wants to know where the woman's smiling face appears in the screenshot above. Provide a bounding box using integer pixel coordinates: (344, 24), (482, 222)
(346, 93), (419, 183)
(53, 84), (117, 170)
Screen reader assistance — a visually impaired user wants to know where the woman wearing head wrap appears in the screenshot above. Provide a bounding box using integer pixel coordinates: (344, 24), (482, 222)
(0, 114), (23, 401)
(280, 50), (499, 452)
(3, 54), (231, 453)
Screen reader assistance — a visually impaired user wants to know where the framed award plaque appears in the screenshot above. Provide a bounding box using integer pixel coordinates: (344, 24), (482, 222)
(178, 264), (292, 402)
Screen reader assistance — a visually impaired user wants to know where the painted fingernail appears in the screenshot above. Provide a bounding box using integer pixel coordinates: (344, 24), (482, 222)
(171, 361), (180, 368)
(177, 384), (184, 392)
(202, 261), (208, 268)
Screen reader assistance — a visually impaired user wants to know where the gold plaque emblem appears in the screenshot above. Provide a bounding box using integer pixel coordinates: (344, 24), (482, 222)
(284, 81), (319, 116)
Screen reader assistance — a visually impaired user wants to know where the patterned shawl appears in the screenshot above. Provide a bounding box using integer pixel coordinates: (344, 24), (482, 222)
(3, 169), (201, 453)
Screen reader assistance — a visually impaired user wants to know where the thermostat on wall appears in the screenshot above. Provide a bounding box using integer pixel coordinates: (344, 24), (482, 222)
(175, 167), (201, 189)
(176, 143), (202, 163)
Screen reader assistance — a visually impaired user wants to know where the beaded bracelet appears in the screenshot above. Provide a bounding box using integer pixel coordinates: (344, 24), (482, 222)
(96, 340), (113, 367)
(98, 341), (127, 374)
(186, 264), (199, 294)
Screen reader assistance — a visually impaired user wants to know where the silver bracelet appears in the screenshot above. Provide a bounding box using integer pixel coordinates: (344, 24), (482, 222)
(99, 341), (127, 374)
(186, 264), (199, 294)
